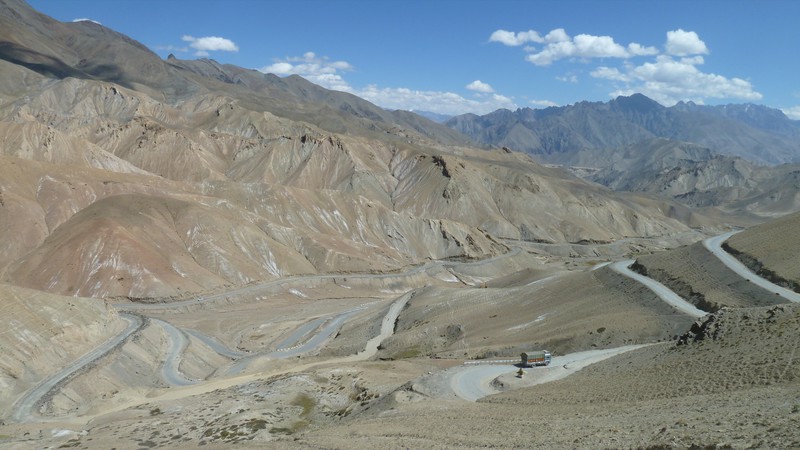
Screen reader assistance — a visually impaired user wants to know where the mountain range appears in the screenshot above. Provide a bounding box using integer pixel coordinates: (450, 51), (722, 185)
(0, 0), (709, 300)
(446, 93), (800, 165)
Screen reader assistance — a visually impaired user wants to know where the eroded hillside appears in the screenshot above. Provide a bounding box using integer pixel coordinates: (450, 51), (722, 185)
(0, 61), (703, 298)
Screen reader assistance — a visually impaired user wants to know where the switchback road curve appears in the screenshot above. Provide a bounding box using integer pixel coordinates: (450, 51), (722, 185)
(703, 231), (800, 303)
(9, 313), (144, 423)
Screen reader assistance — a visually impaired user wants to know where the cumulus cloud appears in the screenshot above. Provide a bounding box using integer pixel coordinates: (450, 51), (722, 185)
(489, 29), (544, 46)
(780, 106), (800, 120)
(260, 52), (354, 92)
(494, 26), (758, 105)
(466, 80), (495, 93)
(530, 99), (559, 108)
(182, 35), (239, 57)
(357, 85), (517, 116)
(665, 29), (708, 56)
(259, 52), (515, 114)
(593, 55), (762, 105)
(590, 66), (630, 82)
(491, 28), (657, 66)
(72, 18), (101, 25)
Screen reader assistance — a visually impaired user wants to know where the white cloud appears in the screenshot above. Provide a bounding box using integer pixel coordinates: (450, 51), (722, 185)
(72, 18), (101, 25)
(507, 28), (657, 66)
(590, 66), (630, 82)
(556, 74), (578, 83)
(781, 106), (800, 120)
(259, 52), (354, 92)
(489, 29), (544, 46)
(181, 35), (239, 57)
(466, 80), (495, 93)
(494, 26), (757, 106)
(544, 28), (570, 43)
(260, 53), (516, 115)
(593, 55), (762, 105)
(357, 85), (517, 116)
(530, 99), (559, 108)
(627, 42), (659, 56)
(665, 29), (708, 56)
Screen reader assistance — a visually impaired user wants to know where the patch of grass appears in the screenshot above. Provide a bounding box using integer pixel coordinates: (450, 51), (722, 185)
(244, 418), (268, 431)
(291, 393), (316, 418)
(394, 347), (422, 359)
(270, 420), (309, 435)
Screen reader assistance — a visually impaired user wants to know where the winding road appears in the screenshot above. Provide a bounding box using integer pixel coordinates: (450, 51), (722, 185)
(113, 247), (522, 311)
(151, 319), (196, 387)
(450, 345), (653, 401)
(184, 329), (249, 359)
(9, 313), (144, 422)
(8, 247), (524, 423)
(609, 260), (706, 318)
(225, 307), (367, 375)
(703, 231), (800, 303)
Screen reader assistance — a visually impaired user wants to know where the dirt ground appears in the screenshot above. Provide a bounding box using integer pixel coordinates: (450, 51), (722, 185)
(2, 232), (799, 449)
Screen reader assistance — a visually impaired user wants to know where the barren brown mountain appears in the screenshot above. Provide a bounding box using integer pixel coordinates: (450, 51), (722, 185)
(1, 1), (797, 449)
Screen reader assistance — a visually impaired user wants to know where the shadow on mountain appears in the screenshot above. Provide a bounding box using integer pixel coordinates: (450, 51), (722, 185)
(0, 41), (83, 79)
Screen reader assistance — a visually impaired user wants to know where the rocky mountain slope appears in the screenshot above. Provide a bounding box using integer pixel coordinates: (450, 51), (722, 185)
(447, 93), (800, 165)
(556, 138), (800, 216)
(0, 0), (704, 300)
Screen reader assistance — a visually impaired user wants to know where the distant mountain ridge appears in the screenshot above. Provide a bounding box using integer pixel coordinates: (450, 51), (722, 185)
(556, 138), (800, 216)
(446, 93), (800, 165)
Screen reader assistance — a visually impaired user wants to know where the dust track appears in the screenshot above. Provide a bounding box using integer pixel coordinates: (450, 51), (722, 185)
(610, 260), (706, 318)
(450, 344), (653, 401)
(704, 231), (800, 303)
(9, 313), (144, 423)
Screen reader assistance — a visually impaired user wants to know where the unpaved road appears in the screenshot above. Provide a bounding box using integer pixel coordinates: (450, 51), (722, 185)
(55, 291), (418, 421)
(5, 249), (515, 423)
(225, 307), (367, 375)
(338, 291), (414, 362)
(114, 247), (522, 311)
(449, 345), (653, 401)
(151, 319), (196, 387)
(610, 260), (706, 318)
(704, 231), (800, 303)
(227, 290), (414, 373)
(185, 329), (248, 359)
(9, 313), (144, 423)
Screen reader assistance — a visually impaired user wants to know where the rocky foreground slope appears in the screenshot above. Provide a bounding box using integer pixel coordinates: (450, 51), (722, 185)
(295, 303), (800, 449)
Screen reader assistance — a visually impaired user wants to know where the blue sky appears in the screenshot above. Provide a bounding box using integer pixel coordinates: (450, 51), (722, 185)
(29, 0), (800, 118)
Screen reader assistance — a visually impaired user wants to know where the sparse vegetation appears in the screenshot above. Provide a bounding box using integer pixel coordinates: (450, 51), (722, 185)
(292, 393), (316, 418)
(2, 2), (800, 449)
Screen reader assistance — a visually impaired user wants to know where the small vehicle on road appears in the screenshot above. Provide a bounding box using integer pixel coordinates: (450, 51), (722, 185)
(521, 350), (551, 367)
